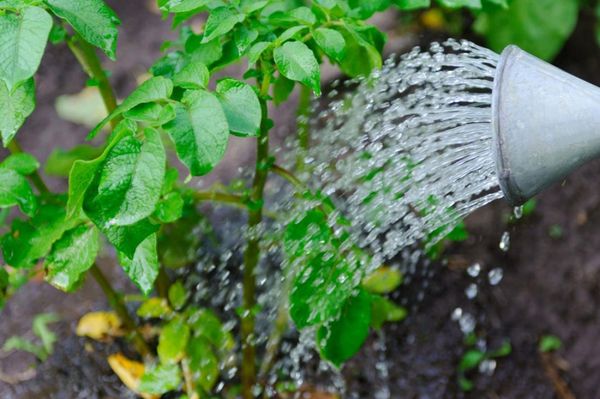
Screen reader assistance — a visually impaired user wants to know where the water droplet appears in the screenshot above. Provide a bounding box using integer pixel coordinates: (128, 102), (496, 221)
(451, 307), (463, 321)
(459, 312), (476, 334)
(478, 359), (497, 376)
(499, 231), (510, 252)
(488, 268), (504, 286)
(465, 283), (478, 299)
(513, 205), (523, 219)
(467, 263), (481, 277)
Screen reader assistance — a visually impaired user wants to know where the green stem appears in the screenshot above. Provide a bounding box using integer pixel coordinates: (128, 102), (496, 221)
(66, 34), (119, 120)
(89, 264), (150, 357)
(154, 266), (170, 300)
(193, 191), (247, 207)
(296, 85), (312, 171)
(6, 140), (49, 194)
(241, 66), (272, 399)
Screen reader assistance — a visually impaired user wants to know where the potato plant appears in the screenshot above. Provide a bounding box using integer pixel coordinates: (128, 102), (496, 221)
(0, 0), (571, 398)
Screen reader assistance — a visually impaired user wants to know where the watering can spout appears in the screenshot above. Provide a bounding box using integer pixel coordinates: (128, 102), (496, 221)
(493, 45), (600, 205)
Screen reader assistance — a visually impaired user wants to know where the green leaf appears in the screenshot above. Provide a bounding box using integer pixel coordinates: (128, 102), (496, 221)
(123, 102), (176, 126)
(276, 25), (308, 44)
(273, 74), (295, 105)
(0, 78), (35, 146)
(2, 336), (47, 361)
(163, 91), (229, 176)
(0, 152), (39, 175)
(137, 297), (173, 318)
(313, 28), (346, 62)
(187, 336), (219, 391)
(0, 168), (37, 216)
(32, 313), (59, 354)
(187, 308), (234, 351)
(88, 77), (173, 139)
(201, 7), (244, 43)
(1, 201), (77, 268)
(233, 25), (258, 55)
(103, 216), (159, 259)
(459, 349), (485, 371)
(0, 6), (52, 90)
(317, 288), (371, 367)
(168, 280), (189, 310)
(84, 128), (166, 227)
(172, 60), (209, 89)
(274, 41), (321, 96)
(139, 363), (182, 395)
(246, 41), (270, 64)
(337, 25), (382, 77)
(539, 335), (562, 353)
(153, 191), (184, 223)
(370, 295), (407, 329)
(118, 233), (158, 295)
(473, 0), (578, 61)
(392, 0), (431, 9)
(215, 78), (262, 137)
(44, 0), (120, 59)
(45, 225), (100, 291)
(289, 6), (316, 25)
(160, 0), (210, 13)
(362, 266), (403, 294)
(436, 0), (481, 8)
(158, 316), (191, 364)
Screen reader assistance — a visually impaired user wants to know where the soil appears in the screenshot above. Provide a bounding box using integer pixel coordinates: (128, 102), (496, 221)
(3, 2), (600, 398)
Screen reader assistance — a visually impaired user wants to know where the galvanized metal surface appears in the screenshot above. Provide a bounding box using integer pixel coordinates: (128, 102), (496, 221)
(493, 45), (600, 205)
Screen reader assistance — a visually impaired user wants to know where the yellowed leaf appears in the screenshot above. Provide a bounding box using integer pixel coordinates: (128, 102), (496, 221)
(76, 311), (124, 340)
(108, 353), (159, 399)
(55, 87), (109, 128)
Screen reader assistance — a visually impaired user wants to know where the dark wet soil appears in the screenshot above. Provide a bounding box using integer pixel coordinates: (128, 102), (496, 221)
(3, 2), (600, 398)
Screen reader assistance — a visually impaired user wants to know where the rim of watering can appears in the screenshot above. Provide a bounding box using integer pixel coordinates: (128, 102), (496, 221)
(492, 44), (526, 206)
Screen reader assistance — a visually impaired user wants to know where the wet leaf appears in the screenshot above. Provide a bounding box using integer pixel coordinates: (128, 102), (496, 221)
(313, 28), (346, 63)
(459, 349), (485, 371)
(0, 168), (37, 216)
(139, 363), (182, 395)
(0, 152), (40, 175)
(216, 78), (261, 137)
(153, 191), (184, 223)
(137, 297), (173, 319)
(246, 41), (270, 64)
(393, 0), (431, 10)
(0, 78), (35, 146)
(172, 60), (209, 89)
(362, 266), (403, 294)
(163, 91), (229, 176)
(274, 41), (321, 96)
(76, 311), (123, 340)
(168, 280), (188, 310)
(187, 307), (234, 351)
(187, 336), (219, 391)
(44, 0), (120, 59)
(118, 234), (159, 295)
(88, 76), (173, 139)
(317, 288), (372, 367)
(437, 0), (481, 8)
(0, 6), (52, 90)
(336, 25), (382, 77)
(45, 224), (100, 292)
(201, 6), (244, 43)
(370, 295), (407, 329)
(158, 316), (190, 364)
(84, 128), (166, 227)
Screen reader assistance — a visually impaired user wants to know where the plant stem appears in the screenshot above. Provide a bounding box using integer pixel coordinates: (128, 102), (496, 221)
(66, 34), (119, 123)
(6, 140), (49, 194)
(154, 266), (170, 299)
(89, 264), (150, 357)
(193, 191), (247, 207)
(241, 66), (272, 399)
(296, 85), (312, 171)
